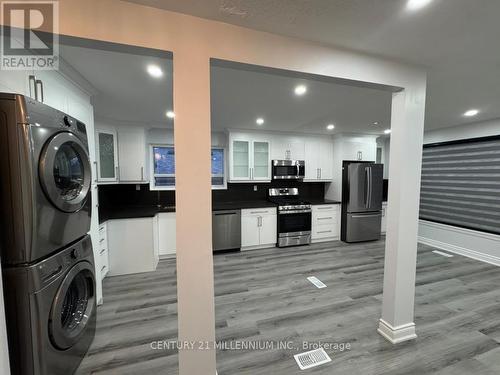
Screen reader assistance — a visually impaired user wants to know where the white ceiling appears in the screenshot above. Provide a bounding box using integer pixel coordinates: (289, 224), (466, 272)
(61, 41), (393, 135)
(122, 0), (500, 131)
(211, 64), (393, 135)
(60, 44), (173, 127)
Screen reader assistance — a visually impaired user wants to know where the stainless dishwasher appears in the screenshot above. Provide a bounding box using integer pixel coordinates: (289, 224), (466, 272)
(212, 210), (241, 252)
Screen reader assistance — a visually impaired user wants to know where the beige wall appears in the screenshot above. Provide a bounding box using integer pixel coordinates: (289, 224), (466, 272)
(0, 1), (427, 374)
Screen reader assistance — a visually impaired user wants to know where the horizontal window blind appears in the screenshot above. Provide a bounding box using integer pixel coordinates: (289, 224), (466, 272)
(419, 136), (500, 235)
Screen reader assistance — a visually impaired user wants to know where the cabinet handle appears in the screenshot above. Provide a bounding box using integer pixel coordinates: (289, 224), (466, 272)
(317, 230), (332, 234)
(101, 266), (107, 272)
(115, 166), (120, 180)
(141, 166), (144, 181)
(258, 216), (262, 227)
(250, 211), (269, 214)
(29, 75), (37, 100)
(100, 248), (106, 254)
(35, 79), (44, 102)
(318, 217), (333, 220)
(93, 161), (98, 182)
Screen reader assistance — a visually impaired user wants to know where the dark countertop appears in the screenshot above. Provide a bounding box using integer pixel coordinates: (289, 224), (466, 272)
(99, 205), (175, 223)
(308, 198), (342, 205)
(99, 199), (343, 223)
(99, 200), (276, 223)
(213, 200), (277, 211)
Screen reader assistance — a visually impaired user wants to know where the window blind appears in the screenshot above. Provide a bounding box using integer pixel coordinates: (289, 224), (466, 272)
(419, 136), (500, 235)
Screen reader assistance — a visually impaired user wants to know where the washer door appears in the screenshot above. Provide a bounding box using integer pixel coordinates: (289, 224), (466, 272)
(49, 261), (96, 350)
(39, 132), (91, 213)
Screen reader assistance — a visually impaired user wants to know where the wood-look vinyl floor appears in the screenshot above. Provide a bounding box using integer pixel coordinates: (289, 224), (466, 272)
(76, 239), (500, 375)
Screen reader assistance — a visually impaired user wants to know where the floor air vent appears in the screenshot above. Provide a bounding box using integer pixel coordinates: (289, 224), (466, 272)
(294, 348), (332, 370)
(307, 276), (327, 289)
(432, 250), (454, 258)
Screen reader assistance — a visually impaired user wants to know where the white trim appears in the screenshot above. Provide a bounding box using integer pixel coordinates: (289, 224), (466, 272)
(418, 220), (500, 267)
(377, 319), (417, 344)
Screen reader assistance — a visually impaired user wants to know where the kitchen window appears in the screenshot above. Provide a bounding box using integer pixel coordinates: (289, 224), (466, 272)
(150, 145), (226, 190)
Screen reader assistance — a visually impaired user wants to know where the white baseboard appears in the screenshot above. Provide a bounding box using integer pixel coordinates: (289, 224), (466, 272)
(377, 319), (417, 344)
(418, 221), (500, 267)
(241, 244), (275, 251)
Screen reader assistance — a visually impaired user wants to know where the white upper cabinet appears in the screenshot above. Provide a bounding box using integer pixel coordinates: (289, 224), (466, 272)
(0, 70), (34, 97)
(33, 71), (70, 113)
(304, 139), (333, 181)
(95, 125), (148, 184)
(117, 127), (148, 183)
(343, 140), (377, 162)
(229, 133), (271, 182)
(271, 139), (305, 161)
(96, 128), (119, 183)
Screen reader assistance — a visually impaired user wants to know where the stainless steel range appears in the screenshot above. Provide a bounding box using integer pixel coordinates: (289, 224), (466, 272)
(268, 188), (312, 248)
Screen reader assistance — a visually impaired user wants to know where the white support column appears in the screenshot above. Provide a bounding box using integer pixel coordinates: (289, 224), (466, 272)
(174, 49), (216, 373)
(0, 266), (11, 374)
(378, 88), (426, 344)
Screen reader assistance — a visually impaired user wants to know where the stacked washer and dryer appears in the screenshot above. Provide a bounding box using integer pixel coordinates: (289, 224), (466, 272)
(0, 93), (96, 375)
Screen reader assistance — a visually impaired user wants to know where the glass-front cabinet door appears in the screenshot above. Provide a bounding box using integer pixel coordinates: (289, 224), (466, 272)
(252, 141), (270, 181)
(96, 129), (118, 182)
(231, 140), (250, 180)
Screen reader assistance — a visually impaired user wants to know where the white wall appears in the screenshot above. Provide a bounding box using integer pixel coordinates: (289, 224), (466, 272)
(418, 118), (500, 265)
(424, 118), (500, 143)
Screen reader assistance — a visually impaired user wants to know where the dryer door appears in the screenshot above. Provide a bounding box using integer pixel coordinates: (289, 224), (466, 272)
(39, 132), (91, 213)
(49, 261), (96, 350)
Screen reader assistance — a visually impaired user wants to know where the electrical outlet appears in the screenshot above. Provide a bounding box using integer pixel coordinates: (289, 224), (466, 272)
(136, 184), (141, 191)
(254, 185), (258, 192)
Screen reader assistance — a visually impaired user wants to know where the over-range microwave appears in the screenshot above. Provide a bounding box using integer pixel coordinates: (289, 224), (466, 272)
(272, 160), (305, 180)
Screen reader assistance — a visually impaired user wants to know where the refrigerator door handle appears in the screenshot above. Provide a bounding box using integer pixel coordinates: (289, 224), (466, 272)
(364, 167), (370, 208)
(368, 166), (373, 209)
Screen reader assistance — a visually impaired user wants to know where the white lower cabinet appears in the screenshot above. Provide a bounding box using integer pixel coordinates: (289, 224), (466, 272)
(98, 222), (110, 280)
(241, 208), (277, 250)
(157, 212), (176, 257)
(107, 217), (159, 275)
(381, 202), (388, 234)
(311, 204), (340, 243)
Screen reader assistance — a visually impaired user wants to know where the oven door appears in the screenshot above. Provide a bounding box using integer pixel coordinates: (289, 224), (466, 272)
(278, 211), (312, 236)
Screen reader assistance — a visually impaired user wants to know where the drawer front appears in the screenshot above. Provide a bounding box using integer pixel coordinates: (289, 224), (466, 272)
(241, 207), (277, 217)
(312, 213), (337, 227)
(100, 250), (109, 279)
(312, 205), (339, 213)
(312, 224), (339, 239)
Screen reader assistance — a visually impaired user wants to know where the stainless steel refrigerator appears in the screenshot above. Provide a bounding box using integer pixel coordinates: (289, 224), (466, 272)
(341, 161), (384, 242)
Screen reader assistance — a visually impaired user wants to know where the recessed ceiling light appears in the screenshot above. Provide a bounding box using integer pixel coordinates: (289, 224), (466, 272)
(373, 121), (379, 125)
(256, 118), (265, 125)
(407, 0), (433, 11)
(294, 85), (307, 96)
(166, 111), (175, 118)
(326, 124), (335, 130)
(384, 129), (392, 134)
(463, 109), (479, 117)
(147, 64), (164, 78)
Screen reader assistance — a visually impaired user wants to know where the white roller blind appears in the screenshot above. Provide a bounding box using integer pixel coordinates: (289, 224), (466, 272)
(419, 136), (500, 235)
